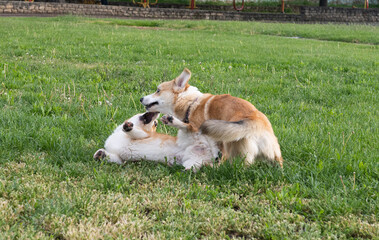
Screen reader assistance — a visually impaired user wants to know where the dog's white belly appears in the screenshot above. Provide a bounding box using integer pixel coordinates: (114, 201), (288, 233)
(104, 127), (131, 155)
(119, 138), (181, 164)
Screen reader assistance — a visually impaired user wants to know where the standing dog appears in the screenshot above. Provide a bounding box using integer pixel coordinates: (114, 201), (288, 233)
(93, 112), (219, 171)
(140, 69), (283, 167)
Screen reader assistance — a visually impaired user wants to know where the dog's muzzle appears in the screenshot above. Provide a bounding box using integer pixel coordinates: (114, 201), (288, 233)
(141, 97), (159, 110)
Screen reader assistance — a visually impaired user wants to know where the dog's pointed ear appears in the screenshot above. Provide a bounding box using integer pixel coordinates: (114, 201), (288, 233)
(174, 68), (191, 91)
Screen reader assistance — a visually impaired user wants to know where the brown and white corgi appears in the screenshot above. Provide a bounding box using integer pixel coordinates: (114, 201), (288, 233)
(140, 69), (283, 167)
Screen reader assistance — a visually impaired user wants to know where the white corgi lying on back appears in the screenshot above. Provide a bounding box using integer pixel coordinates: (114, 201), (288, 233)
(94, 112), (219, 171)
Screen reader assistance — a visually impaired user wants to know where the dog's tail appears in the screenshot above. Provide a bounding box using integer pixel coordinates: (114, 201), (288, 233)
(200, 119), (254, 142)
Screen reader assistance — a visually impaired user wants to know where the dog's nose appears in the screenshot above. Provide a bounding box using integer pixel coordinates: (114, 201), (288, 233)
(140, 97), (144, 103)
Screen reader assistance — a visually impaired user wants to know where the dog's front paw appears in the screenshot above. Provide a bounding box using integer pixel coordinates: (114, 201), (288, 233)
(94, 149), (106, 160)
(123, 121), (134, 132)
(161, 115), (174, 125)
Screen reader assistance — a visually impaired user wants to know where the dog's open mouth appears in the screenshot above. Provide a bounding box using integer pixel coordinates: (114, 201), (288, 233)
(140, 112), (159, 125)
(145, 101), (158, 110)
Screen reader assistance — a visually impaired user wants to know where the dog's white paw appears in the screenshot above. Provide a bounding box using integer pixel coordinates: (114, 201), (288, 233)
(93, 149), (106, 160)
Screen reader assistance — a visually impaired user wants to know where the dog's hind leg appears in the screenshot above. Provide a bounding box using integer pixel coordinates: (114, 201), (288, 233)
(93, 149), (123, 164)
(275, 155), (284, 168)
(106, 153), (124, 164)
(239, 138), (259, 165)
(257, 132), (283, 168)
(225, 139), (259, 164)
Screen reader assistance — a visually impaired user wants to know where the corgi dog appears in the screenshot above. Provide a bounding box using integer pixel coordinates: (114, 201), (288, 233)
(93, 112), (219, 171)
(140, 69), (283, 168)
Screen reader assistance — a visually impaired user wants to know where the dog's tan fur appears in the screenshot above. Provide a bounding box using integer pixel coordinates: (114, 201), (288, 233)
(141, 68), (283, 167)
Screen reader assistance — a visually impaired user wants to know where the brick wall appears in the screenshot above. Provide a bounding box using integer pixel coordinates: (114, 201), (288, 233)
(0, 1), (378, 23)
(301, 7), (379, 22)
(108, 1), (302, 14)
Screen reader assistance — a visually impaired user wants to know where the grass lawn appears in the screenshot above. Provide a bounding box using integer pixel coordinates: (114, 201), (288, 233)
(0, 16), (378, 239)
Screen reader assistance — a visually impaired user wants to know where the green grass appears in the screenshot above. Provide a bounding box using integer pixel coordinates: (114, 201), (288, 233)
(0, 16), (378, 239)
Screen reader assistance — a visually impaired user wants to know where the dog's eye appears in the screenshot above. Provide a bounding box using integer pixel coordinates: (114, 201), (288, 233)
(156, 89), (160, 93)
(154, 121), (158, 127)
